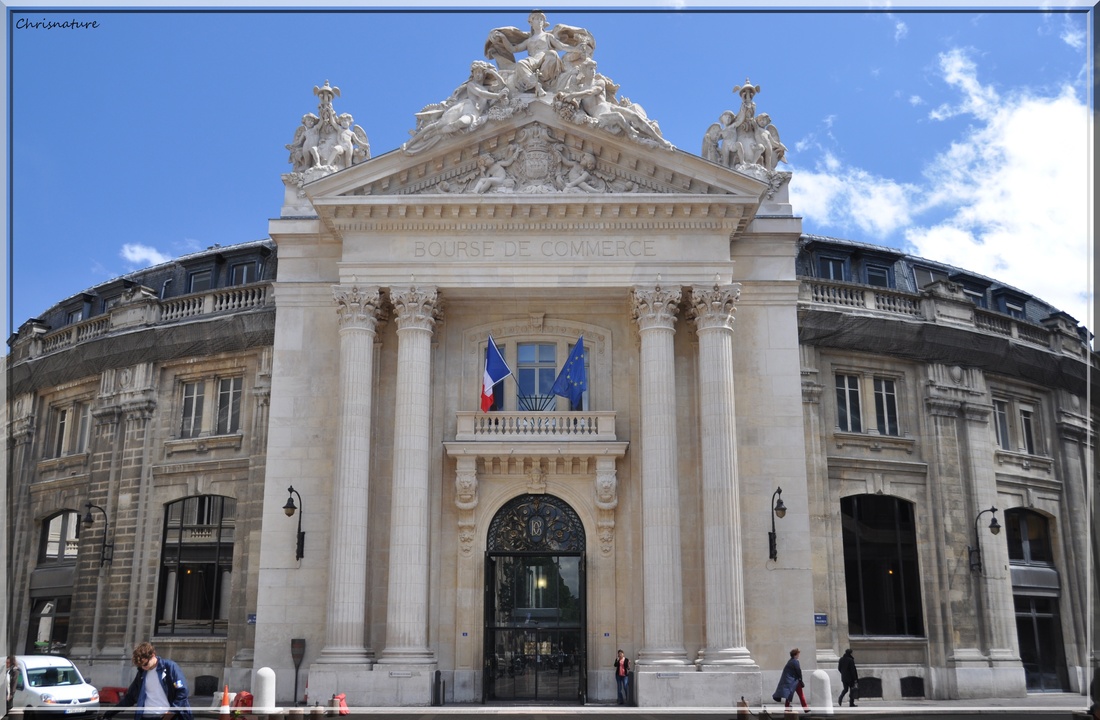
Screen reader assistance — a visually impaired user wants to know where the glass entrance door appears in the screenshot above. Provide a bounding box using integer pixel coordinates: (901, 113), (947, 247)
(1014, 595), (1069, 691)
(485, 554), (585, 702)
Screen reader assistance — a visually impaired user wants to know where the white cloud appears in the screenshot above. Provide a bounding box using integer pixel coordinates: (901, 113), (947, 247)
(120, 243), (173, 268)
(907, 79), (1091, 326)
(908, 95), (924, 106)
(1060, 18), (1085, 49)
(894, 21), (908, 42)
(789, 47), (1092, 330)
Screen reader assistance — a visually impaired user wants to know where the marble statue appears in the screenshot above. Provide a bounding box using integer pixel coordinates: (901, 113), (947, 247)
(404, 61), (510, 154)
(403, 12), (672, 154)
(703, 78), (788, 172)
(284, 80), (371, 180)
(556, 59), (672, 150)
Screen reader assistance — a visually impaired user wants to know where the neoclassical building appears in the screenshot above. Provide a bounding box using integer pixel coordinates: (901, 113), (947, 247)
(5, 12), (1094, 709)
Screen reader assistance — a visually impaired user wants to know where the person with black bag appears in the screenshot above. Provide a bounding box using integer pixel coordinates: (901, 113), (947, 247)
(837, 648), (859, 707)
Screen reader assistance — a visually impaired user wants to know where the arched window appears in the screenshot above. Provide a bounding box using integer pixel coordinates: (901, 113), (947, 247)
(841, 494), (924, 636)
(1005, 509), (1053, 565)
(156, 495), (235, 635)
(38, 511), (80, 564)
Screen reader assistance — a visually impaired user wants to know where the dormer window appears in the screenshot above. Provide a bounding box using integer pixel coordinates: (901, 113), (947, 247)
(818, 256), (848, 282)
(188, 270), (213, 293)
(229, 262), (257, 285)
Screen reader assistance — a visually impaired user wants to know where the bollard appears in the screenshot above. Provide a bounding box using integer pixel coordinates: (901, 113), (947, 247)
(309, 704), (325, 720)
(810, 668), (834, 715)
(737, 696), (750, 716)
(254, 667), (277, 715)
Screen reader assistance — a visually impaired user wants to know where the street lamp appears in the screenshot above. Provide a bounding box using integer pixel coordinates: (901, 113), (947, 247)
(768, 487), (787, 561)
(82, 502), (114, 565)
(283, 486), (305, 561)
(968, 506), (1001, 574)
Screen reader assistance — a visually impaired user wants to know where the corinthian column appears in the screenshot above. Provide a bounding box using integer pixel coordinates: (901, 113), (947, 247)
(379, 286), (439, 664)
(320, 285), (381, 663)
(632, 284), (688, 665)
(690, 283), (756, 669)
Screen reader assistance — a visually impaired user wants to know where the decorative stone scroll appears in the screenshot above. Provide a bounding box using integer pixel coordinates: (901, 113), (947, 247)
(703, 78), (789, 179)
(594, 457), (618, 556)
(283, 80), (371, 186)
(454, 456), (478, 557)
(404, 11), (674, 155)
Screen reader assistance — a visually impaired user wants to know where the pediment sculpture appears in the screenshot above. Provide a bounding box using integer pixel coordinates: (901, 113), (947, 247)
(435, 123), (638, 195)
(403, 11), (673, 155)
(702, 78), (789, 178)
(284, 80), (371, 184)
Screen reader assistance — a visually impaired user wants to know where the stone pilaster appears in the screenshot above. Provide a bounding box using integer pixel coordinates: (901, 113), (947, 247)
(318, 285), (382, 663)
(631, 284), (688, 665)
(690, 283), (757, 669)
(379, 285), (439, 664)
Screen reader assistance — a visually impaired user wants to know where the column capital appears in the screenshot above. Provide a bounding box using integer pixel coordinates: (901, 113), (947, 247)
(632, 284), (681, 331)
(690, 283), (742, 332)
(333, 285), (382, 330)
(391, 285), (440, 331)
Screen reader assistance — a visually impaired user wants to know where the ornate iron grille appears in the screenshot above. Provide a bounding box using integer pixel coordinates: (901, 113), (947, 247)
(488, 494), (585, 552)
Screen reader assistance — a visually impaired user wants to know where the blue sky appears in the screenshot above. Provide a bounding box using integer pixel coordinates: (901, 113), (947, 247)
(6, 3), (1093, 334)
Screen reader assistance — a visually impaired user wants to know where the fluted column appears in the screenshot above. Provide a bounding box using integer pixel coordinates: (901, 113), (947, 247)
(632, 284), (688, 665)
(320, 285), (382, 663)
(690, 283), (756, 668)
(380, 285), (439, 664)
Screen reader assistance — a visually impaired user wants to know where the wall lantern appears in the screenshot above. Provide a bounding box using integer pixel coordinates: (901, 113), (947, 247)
(968, 506), (1001, 574)
(768, 487), (787, 561)
(283, 485), (306, 561)
(82, 502), (114, 565)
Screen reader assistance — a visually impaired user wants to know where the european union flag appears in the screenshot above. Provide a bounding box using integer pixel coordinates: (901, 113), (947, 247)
(550, 337), (587, 410)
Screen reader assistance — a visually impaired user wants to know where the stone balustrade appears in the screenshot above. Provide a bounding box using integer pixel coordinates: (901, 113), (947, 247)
(14, 282), (272, 361)
(455, 410), (617, 441)
(800, 278), (1085, 356)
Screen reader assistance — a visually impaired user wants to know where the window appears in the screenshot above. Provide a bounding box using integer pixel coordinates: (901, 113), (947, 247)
(179, 377), (245, 439)
(38, 511), (80, 563)
(962, 287), (988, 308)
(818, 256), (847, 281)
(914, 266), (948, 289)
(1005, 509), (1053, 565)
(47, 401), (91, 458)
(835, 374), (862, 433)
(873, 378), (899, 436)
(1004, 300), (1026, 319)
(835, 372), (906, 436)
(188, 270), (213, 293)
(216, 378), (243, 435)
(992, 396), (1043, 455)
(66, 309), (83, 324)
(517, 343), (558, 411)
(229, 262), (256, 285)
(841, 494), (925, 636)
(26, 597), (71, 655)
(180, 381), (206, 439)
(156, 495), (236, 635)
(865, 264), (891, 288)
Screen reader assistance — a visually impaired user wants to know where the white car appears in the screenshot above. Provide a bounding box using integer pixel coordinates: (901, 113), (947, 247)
(10, 655), (99, 718)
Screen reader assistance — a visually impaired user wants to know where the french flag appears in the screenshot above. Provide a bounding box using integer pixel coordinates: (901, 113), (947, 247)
(481, 335), (513, 412)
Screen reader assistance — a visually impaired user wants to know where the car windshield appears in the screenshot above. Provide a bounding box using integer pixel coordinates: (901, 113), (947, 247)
(27, 667), (81, 687)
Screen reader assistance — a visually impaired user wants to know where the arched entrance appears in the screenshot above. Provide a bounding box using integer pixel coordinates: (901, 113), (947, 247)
(484, 494), (586, 703)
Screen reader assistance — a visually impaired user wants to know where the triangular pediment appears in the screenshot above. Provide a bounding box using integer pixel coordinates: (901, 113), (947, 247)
(305, 103), (770, 202)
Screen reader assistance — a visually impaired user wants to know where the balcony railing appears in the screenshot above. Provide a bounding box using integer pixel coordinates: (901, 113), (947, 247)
(455, 411), (618, 442)
(16, 282), (273, 360)
(800, 278), (1081, 355)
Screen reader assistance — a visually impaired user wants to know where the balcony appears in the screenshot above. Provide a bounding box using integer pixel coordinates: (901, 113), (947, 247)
(455, 411), (618, 442)
(10, 282), (273, 362)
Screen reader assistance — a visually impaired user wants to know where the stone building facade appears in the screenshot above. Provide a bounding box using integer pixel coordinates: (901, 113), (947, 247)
(5, 12), (1094, 709)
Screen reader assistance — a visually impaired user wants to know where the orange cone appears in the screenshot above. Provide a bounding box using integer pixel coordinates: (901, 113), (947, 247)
(220, 685), (230, 715)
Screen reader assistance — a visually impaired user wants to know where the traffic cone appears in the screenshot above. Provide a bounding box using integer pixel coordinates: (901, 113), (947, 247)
(220, 685), (231, 715)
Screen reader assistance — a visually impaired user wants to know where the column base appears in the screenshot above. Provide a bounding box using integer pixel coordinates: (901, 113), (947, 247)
(316, 647), (374, 665)
(636, 649), (690, 666)
(307, 662), (436, 707)
(696, 647), (759, 669)
(635, 668), (763, 707)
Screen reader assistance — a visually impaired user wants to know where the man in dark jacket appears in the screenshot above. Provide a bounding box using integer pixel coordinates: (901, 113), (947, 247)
(837, 648), (859, 707)
(109, 642), (193, 720)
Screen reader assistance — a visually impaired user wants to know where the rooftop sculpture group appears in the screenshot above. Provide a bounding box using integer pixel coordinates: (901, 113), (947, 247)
(403, 11), (672, 154)
(702, 79), (788, 174)
(285, 81), (371, 183)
